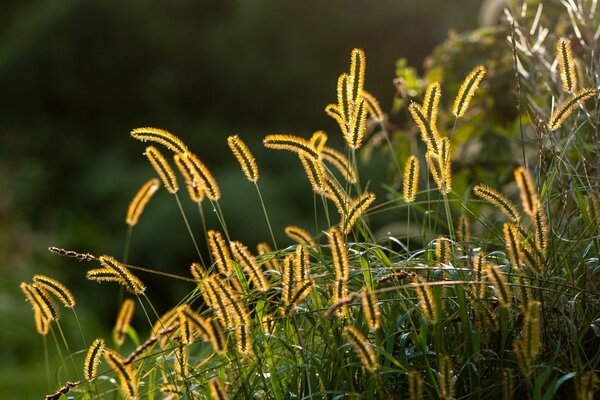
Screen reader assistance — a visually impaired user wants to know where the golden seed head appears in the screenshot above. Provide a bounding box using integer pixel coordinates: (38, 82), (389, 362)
(144, 145), (179, 194)
(256, 242), (281, 272)
(227, 135), (259, 182)
(284, 225), (315, 247)
(486, 265), (512, 307)
(263, 134), (320, 161)
(503, 222), (523, 269)
(341, 191), (376, 234)
(182, 152), (221, 201)
(452, 64), (486, 118)
(343, 326), (378, 372)
(361, 90), (384, 122)
(413, 275), (439, 323)
(361, 287), (380, 331)
(403, 155), (420, 203)
(113, 299), (135, 346)
(97, 255), (146, 294)
(131, 126), (188, 154)
(173, 154), (205, 203)
(514, 166), (539, 217)
(126, 178), (160, 225)
(473, 183), (520, 222)
(321, 146), (357, 184)
(103, 349), (137, 399)
(84, 338), (105, 380)
(230, 241), (269, 292)
(309, 130), (328, 153)
(547, 88), (597, 131)
(32, 274), (76, 308)
(557, 37), (577, 93)
(457, 215), (471, 242)
(208, 230), (232, 275)
(409, 101), (441, 155)
(299, 153), (326, 193)
(423, 81), (441, 128)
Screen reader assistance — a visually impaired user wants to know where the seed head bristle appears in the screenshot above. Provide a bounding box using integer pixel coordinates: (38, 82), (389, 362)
(321, 146), (357, 184)
(532, 203), (549, 257)
(413, 276), (439, 323)
(227, 135), (259, 182)
(284, 226), (315, 247)
(409, 101), (441, 155)
(426, 150), (451, 194)
(547, 88), (597, 131)
(208, 230), (233, 275)
(294, 245), (312, 282)
(256, 242), (281, 272)
(263, 134), (320, 161)
(325, 103), (348, 137)
(281, 255), (296, 314)
(348, 48), (366, 108)
(34, 309), (49, 335)
(473, 183), (520, 222)
(361, 90), (384, 122)
(503, 222), (523, 269)
(25, 283), (59, 321)
(423, 81), (441, 128)
(144, 146), (178, 194)
(487, 265), (512, 306)
(32, 275), (76, 308)
(322, 177), (351, 215)
(178, 305), (210, 341)
(343, 326), (378, 372)
(337, 73), (352, 126)
(557, 37), (577, 93)
(86, 268), (126, 284)
(98, 255), (146, 294)
(346, 97), (368, 149)
(452, 64), (486, 118)
(207, 318), (227, 354)
(471, 252), (487, 299)
(230, 241), (269, 292)
(173, 345), (189, 379)
(126, 178), (161, 225)
(328, 227), (350, 281)
(522, 300), (541, 363)
(361, 287), (380, 331)
(403, 155), (420, 203)
(341, 191), (376, 234)
(173, 154), (205, 203)
(131, 127), (188, 154)
(84, 338), (105, 380)
(103, 349), (137, 399)
(514, 166), (539, 217)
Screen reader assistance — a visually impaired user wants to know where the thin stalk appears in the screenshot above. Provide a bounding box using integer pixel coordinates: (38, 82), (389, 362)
(212, 200), (231, 241)
(55, 321), (81, 381)
(197, 202), (213, 265)
(174, 193), (205, 265)
(123, 225), (133, 264)
(254, 182), (278, 249)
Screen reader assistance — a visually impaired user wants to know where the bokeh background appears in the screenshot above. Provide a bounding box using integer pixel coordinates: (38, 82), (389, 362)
(1, 0), (495, 397)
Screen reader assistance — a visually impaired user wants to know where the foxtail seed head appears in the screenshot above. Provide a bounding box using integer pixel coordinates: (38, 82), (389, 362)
(473, 183), (520, 222)
(230, 241), (269, 292)
(438, 355), (455, 399)
(409, 101), (441, 155)
(183, 152), (221, 201)
(131, 127), (188, 154)
(349, 48), (366, 108)
(452, 64), (486, 118)
(284, 226), (315, 247)
(227, 135), (259, 182)
(103, 349), (137, 399)
(309, 130), (328, 153)
(113, 299), (135, 346)
(263, 134), (320, 161)
(361, 287), (380, 331)
(256, 242), (280, 272)
(208, 230), (232, 275)
(126, 178), (160, 225)
(98, 255), (146, 294)
(208, 377), (228, 400)
(503, 222), (523, 269)
(299, 153), (326, 193)
(84, 338), (105, 380)
(343, 326), (378, 372)
(514, 166), (539, 217)
(144, 146), (178, 194)
(557, 37), (577, 93)
(413, 276), (439, 323)
(32, 274), (75, 308)
(173, 154), (204, 203)
(547, 88), (597, 131)
(321, 146), (357, 184)
(423, 81), (441, 128)
(341, 191), (376, 234)
(403, 155), (420, 203)
(457, 215), (471, 242)
(361, 90), (384, 122)
(487, 265), (512, 307)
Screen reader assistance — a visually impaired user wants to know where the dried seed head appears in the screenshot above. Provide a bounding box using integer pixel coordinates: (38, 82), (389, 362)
(208, 230), (232, 275)
(409, 101), (441, 155)
(413, 276), (439, 323)
(299, 153), (326, 193)
(423, 81), (441, 128)
(103, 349), (137, 399)
(263, 134), (320, 161)
(126, 178), (160, 225)
(173, 154), (204, 203)
(182, 152), (221, 201)
(341, 191), (376, 234)
(361, 287), (380, 331)
(503, 222), (523, 269)
(144, 146), (178, 194)
(97, 255), (146, 294)
(487, 265), (512, 307)
(227, 135), (259, 182)
(452, 64), (486, 118)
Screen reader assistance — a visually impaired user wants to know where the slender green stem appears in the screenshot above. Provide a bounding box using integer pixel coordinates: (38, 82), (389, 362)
(197, 202), (213, 265)
(174, 193), (206, 265)
(254, 182), (278, 250)
(212, 200), (231, 241)
(123, 225), (133, 264)
(55, 321), (81, 381)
